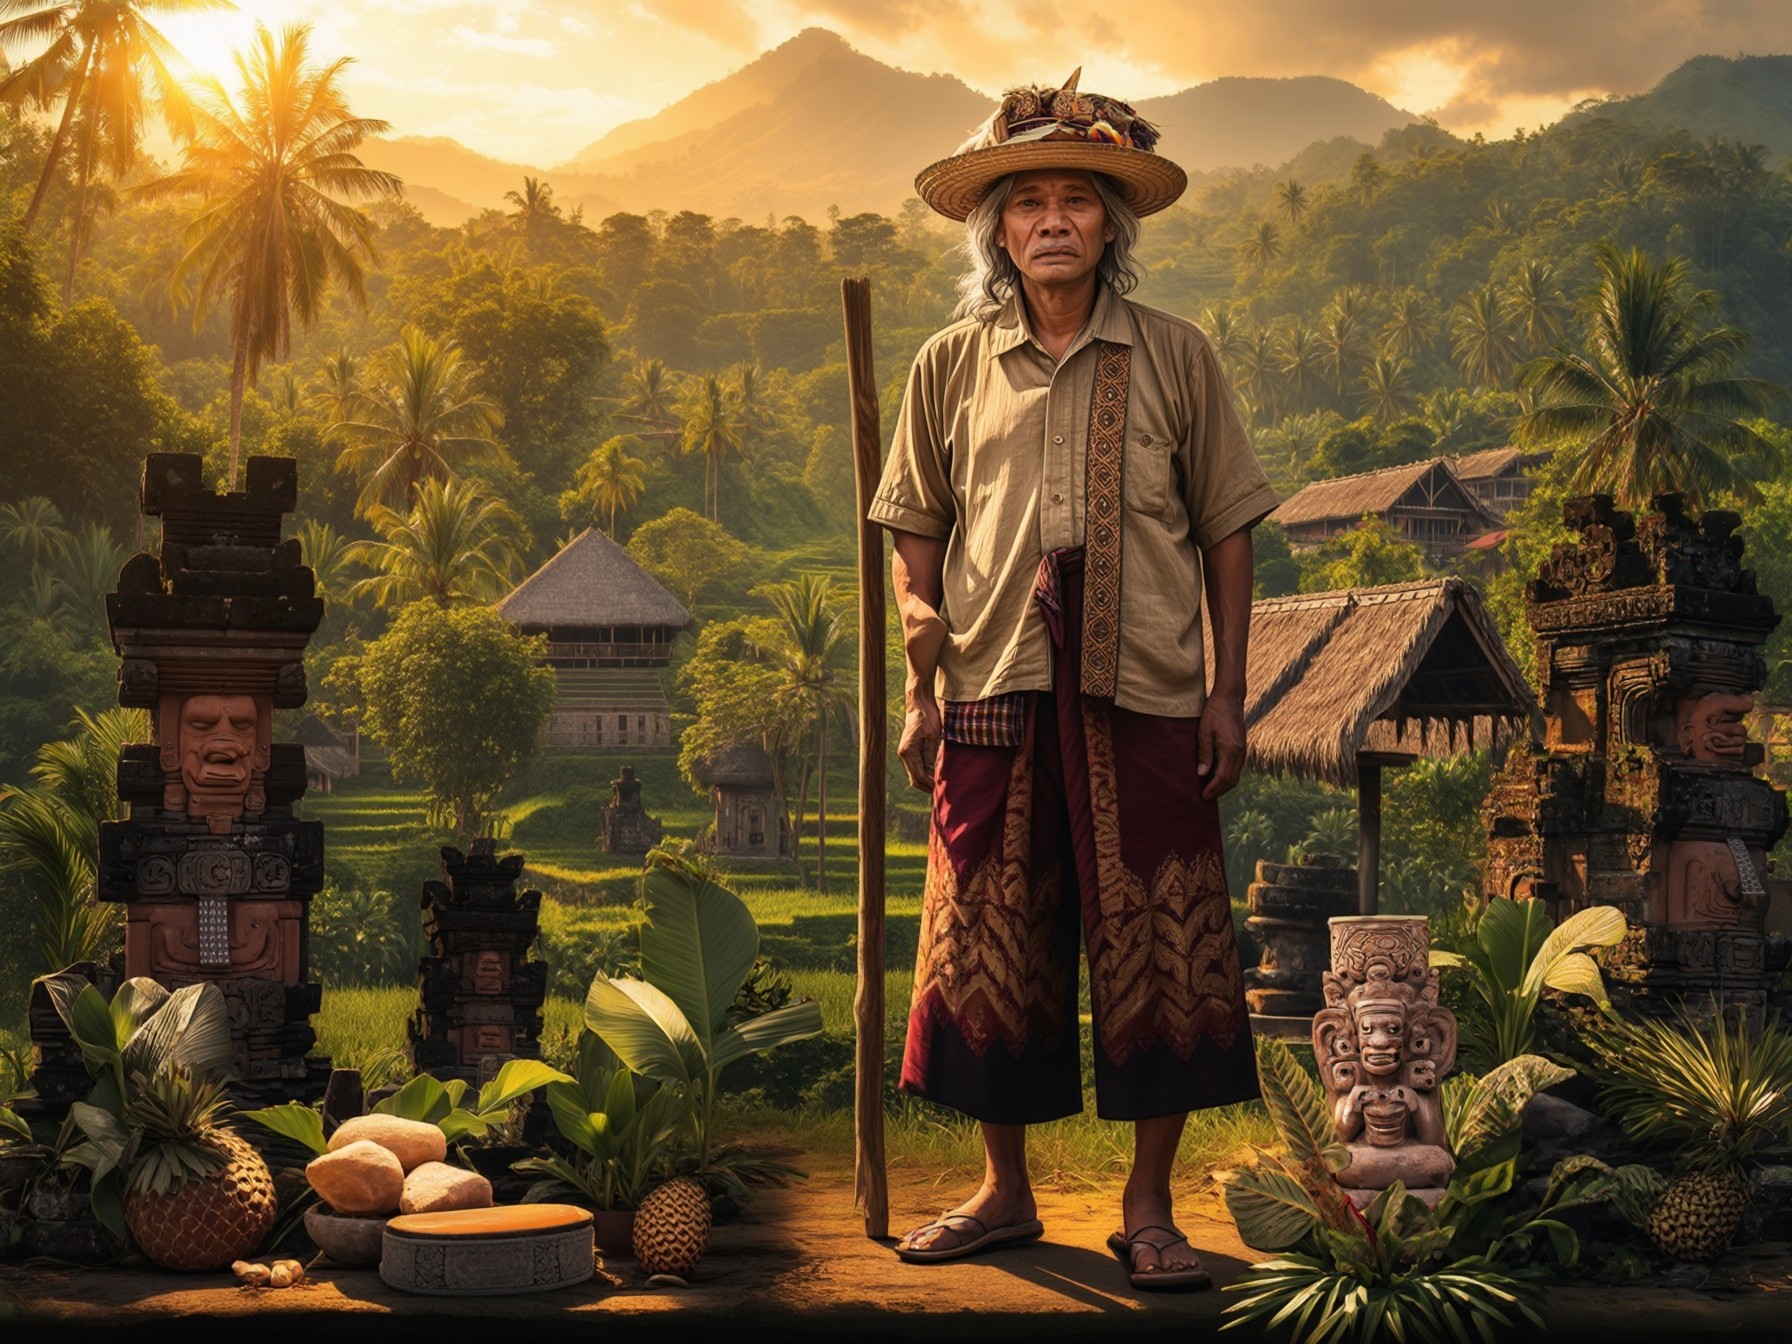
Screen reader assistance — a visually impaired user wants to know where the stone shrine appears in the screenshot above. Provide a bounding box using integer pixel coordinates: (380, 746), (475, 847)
(1313, 916), (1456, 1203)
(1483, 494), (1790, 1012)
(1244, 855), (1357, 1018)
(80, 455), (327, 1103)
(408, 841), (548, 1082)
(601, 764), (663, 856)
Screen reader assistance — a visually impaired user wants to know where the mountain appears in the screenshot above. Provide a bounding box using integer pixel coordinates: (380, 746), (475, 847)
(1135, 77), (1415, 172)
(372, 29), (1420, 224)
(357, 135), (618, 229)
(1565, 55), (1792, 159)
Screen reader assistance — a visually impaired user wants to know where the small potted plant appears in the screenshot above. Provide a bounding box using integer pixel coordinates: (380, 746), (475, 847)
(514, 1032), (684, 1254)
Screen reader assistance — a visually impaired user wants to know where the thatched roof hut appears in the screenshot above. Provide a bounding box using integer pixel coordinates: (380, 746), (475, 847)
(497, 527), (691, 636)
(1269, 459), (1500, 555)
(1241, 578), (1530, 788)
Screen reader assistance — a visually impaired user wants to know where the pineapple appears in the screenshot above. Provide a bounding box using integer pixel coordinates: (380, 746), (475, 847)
(1645, 1170), (1749, 1263)
(122, 1065), (278, 1272)
(632, 1176), (711, 1277)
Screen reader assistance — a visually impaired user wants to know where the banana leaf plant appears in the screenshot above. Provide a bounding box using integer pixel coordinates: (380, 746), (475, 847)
(582, 846), (823, 1171)
(1430, 897), (1627, 1067)
(241, 1057), (572, 1156)
(1, 1047), (34, 1146)
(514, 1031), (683, 1210)
(35, 971), (234, 1239)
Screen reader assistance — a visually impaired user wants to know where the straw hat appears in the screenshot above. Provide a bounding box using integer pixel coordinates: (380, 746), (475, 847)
(916, 68), (1187, 222)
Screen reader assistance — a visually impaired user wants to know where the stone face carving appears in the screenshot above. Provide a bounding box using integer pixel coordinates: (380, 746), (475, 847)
(1484, 494), (1790, 1015)
(169, 691), (268, 829)
(408, 841), (548, 1082)
(1313, 916), (1456, 1196)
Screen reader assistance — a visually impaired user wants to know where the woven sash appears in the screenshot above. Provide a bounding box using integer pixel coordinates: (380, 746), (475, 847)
(1081, 340), (1130, 698)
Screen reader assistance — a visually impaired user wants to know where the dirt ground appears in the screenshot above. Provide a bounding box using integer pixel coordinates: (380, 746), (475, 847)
(4, 1156), (1789, 1344)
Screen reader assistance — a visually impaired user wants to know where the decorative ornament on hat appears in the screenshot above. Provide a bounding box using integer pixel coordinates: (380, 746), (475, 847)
(987, 68), (1161, 153)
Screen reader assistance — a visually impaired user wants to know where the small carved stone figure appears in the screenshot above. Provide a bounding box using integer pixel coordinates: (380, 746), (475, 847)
(1677, 691), (1754, 765)
(601, 763), (663, 855)
(1312, 916), (1456, 1199)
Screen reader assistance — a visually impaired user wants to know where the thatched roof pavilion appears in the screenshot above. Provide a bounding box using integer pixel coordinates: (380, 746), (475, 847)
(497, 527), (691, 644)
(1227, 577), (1531, 914)
(1270, 459), (1500, 556)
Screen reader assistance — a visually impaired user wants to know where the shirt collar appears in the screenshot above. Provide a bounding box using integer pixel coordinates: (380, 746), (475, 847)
(990, 282), (1134, 359)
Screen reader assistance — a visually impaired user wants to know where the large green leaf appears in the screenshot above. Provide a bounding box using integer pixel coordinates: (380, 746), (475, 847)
(108, 979), (169, 1045)
(0, 1107), (32, 1144)
(41, 976), (121, 1075)
(602, 1067), (636, 1134)
(1221, 1166), (1326, 1251)
(67, 1102), (132, 1183)
(1255, 1038), (1338, 1164)
(1523, 905), (1627, 997)
(709, 1000), (826, 1073)
(543, 1080), (602, 1157)
(583, 973), (703, 1085)
(638, 859), (759, 1049)
(122, 983), (233, 1081)
(240, 1102), (329, 1155)
(473, 1059), (571, 1117)
(1454, 1054), (1574, 1160)
(1540, 951), (1610, 1006)
(1475, 897), (1553, 992)
(375, 1073), (455, 1124)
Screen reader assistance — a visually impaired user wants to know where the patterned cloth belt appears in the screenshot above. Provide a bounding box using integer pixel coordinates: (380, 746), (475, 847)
(1081, 339), (1130, 698)
(942, 693), (1028, 747)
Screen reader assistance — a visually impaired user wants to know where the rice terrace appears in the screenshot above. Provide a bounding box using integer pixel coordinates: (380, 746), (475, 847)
(4, 4), (1792, 1342)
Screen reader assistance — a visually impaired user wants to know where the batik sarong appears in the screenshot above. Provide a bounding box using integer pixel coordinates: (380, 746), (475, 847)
(899, 548), (1260, 1123)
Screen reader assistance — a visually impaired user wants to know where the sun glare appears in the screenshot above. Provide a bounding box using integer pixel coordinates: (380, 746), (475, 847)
(154, 3), (279, 93)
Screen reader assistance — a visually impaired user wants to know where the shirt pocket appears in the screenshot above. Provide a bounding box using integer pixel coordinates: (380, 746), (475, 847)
(1122, 425), (1173, 517)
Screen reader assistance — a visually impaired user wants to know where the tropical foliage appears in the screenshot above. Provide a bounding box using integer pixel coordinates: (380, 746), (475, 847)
(345, 475), (522, 608)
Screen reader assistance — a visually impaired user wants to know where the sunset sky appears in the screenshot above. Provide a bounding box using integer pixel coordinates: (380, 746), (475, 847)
(147, 0), (1792, 166)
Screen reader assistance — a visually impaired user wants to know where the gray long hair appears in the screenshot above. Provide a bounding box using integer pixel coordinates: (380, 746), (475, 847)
(953, 172), (1145, 321)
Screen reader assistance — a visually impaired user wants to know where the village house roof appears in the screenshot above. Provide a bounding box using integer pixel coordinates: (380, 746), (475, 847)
(1450, 447), (1529, 481)
(1268, 459), (1499, 532)
(1233, 578), (1531, 786)
(695, 743), (776, 787)
(496, 527), (692, 631)
(294, 714), (356, 780)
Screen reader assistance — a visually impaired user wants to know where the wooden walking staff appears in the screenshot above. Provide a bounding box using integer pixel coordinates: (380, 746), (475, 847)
(842, 277), (889, 1237)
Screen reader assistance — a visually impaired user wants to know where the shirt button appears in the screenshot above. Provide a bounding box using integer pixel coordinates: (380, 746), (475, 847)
(1051, 492), (1063, 503)
(1053, 435), (1064, 444)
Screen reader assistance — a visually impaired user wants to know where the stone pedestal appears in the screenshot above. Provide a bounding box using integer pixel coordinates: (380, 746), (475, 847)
(407, 841), (548, 1083)
(1484, 494), (1790, 1014)
(1245, 855), (1356, 1017)
(1313, 915), (1457, 1195)
(31, 454), (330, 1109)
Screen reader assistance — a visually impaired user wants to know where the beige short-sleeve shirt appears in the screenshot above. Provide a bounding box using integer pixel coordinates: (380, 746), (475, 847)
(868, 284), (1278, 717)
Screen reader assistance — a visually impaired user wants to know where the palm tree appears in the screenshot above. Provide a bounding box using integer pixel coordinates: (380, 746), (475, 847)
(1350, 152), (1385, 207)
(51, 520), (123, 631)
(1199, 303), (1240, 364)
(730, 361), (778, 454)
(1517, 243), (1786, 509)
(1451, 286), (1521, 390)
(1359, 353), (1416, 422)
(0, 495), (69, 566)
(135, 23), (401, 489)
(1233, 328), (1284, 423)
(296, 519), (353, 613)
(570, 434), (647, 536)
(306, 346), (365, 425)
(679, 373), (745, 522)
(1382, 288), (1439, 361)
(1277, 322), (1324, 414)
(1237, 220), (1281, 272)
(1503, 260), (1568, 355)
(758, 574), (852, 893)
(1274, 179), (1308, 227)
(345, 475), (523, 609)
(504, 175), (560, 253)
(611, 356), (681, 440)
(331, 325), (506, 516)
(0, 0), (223, 297)
(1316, 303), (1371, 398)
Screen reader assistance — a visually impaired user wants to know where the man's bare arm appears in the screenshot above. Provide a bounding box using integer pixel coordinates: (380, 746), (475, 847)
(1198, 526), (1253, 800)
(892, 530), (948, 791)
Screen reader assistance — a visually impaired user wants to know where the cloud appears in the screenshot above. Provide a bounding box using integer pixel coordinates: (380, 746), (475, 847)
(448, 25), (556, 57)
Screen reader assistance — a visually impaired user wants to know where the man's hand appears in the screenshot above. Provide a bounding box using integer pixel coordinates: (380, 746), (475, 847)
(898, 694), (943, 792)
(1197, 686), (1245, 800)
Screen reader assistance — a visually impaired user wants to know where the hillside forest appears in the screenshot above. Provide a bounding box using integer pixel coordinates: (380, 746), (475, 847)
(4, 25), (1792, 1014)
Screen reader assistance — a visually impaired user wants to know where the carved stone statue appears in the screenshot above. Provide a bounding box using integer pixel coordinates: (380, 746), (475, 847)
(601, 763), (663, 855)
(1313, 916), (1456, 1200)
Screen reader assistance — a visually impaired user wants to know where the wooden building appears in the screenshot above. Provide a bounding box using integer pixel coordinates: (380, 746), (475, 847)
(1450, 447), (1550, 518)
(495, 528), (692, 750)
(693, 744), (791, 859)
(1269, 459), (1500, 559)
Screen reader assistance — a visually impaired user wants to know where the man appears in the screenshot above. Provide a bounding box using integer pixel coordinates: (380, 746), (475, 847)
(868, 71), (1278, 1291)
